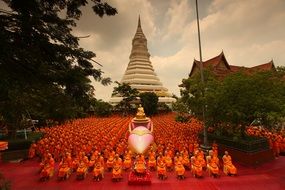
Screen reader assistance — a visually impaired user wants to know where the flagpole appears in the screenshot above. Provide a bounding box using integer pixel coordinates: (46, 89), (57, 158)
(195, 0), (210, 150)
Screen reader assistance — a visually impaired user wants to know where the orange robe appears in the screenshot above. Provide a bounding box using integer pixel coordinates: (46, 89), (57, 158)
(58, 160), (71, 179)
(93, 161), (104, 178)
(165, 155), (173, 168)
(206, 155), (219, 176)
(148, 151), (156, 168)
(106, 155), (114, 170)
(123, 154), (132, 169)
(222, 155), (237, 175)
(157, 161), (167, 177)
(112, 158), (123, 179)
(191, 156), (203, 177)
(40, 156), (55, 179)
(134, 156), (146, 174)
(76, 161), (88, 178)
(28, 144), (37, 159)
(175, 161), (185, 177)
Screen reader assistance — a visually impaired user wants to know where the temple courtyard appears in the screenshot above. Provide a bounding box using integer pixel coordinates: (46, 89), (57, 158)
(1, 113), (285, 190)
(1, 153), (285, 190)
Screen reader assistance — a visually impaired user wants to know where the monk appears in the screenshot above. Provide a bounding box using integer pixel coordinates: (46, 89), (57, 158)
(58, 157), (72, 180)
(174, 152), (182, 166)
(175, 160), (185, 180)
(123, 150), (132, 170)
(28, 143), (37, 159)
(39, 153), (48, 172)
(206, 150), (220, 178)
(181, 151), (190, 170)
(112, 154), (123, 182)
(222, 151), (237, 176)
(191, 152), (203, 178)
(212, 141), (219, 157)
(76, 161), (88, 180)
(65, 152), (73, 168)
(148, 149), (156, 171)
(71, 154), (80, 172)
(106, 151), (115, 172)
(164, 152), (173, 171)
(134, 154), (146, 176)
(93, 161), (104, 181)
(157, 158), (167, 180)
(197, 148), (206, 169)
(40, 153), (55, 181)
(273, 138), (280, 158)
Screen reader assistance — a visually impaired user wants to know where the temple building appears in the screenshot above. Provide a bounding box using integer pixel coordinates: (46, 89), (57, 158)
(110, 17), (176, 106)
(189, 51), (275, 79)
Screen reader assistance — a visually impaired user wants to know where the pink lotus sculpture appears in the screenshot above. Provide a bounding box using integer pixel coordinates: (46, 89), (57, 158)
(128, 126), (153, 154)
(128, 105), (154, 154)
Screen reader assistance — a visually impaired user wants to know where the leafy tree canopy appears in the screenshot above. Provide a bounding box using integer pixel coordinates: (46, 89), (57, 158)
(180, 68), (285, 137)
(112, 82), (139, 116)
(0, 0), (117, 135)
(139, 92), (158, 116)
(90, 99), (113, 117)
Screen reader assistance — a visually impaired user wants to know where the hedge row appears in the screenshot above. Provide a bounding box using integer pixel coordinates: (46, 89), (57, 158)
(2, 132), (44, 152)
(200, 133), (269, 153)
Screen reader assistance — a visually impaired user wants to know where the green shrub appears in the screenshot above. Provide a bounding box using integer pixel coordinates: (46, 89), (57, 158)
(175, 114), (190, 123)
(2, 132), (44, 151)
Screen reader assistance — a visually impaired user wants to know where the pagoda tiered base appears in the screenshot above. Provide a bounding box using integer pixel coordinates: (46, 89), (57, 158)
(128, 170), (152, 185)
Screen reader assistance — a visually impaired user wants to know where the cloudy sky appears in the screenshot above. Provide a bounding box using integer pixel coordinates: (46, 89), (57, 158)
(15, 0), (285, 101)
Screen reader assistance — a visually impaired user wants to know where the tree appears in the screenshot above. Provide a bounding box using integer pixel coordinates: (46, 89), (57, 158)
(180, 69), (221, 127)
(0, 0), (117, 136)
(218, 71), (285, 133)
(172, 98), (190, 122)
(112, 82), (139, 116)
(180, 68), (285, 138)
(139, 92), (158, 116)
(92, 99), (113, 117)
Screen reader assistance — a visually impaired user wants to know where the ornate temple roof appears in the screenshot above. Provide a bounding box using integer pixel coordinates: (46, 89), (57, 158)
(189, 52), (276, 79)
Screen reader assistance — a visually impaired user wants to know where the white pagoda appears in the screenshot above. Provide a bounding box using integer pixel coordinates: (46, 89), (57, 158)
(110, 17), (176, 106)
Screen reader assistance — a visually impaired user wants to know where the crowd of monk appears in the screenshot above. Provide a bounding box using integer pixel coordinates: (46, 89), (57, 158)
(246, 126), (285, 158)
(29, 113), (237, 181)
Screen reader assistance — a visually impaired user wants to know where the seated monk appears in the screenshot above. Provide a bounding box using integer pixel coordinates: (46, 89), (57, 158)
(157, 158), (167, 180)
(197, 149), (206, 169)
(88, 154), (97, 171)
(71, 155), (80, 172)
(65, 152), (73, 168)
(76, 161), (88, 180)
(134, 154), (146, 176)
(165, 154), (173, 171)
(39, 154), (48, 172)
(112, 154), (123, 182)
(212, 141), (219, 157)
(181, 151), (190, 170)
(191, 152), (203, 178)
(206, 150), (220, 178)
(93, 161), (104, 181)
(40, 153), (55, 181)
(58, 158), (72, 180)
(123, 151), (132, 170)
(175, 160), (185, 180)
(106, 153), (115, 172)
(148, 149), (156, 171)
(222, 151), (237, 176)
(28, 143), (37, 159)
(174, 152), (182, 166)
